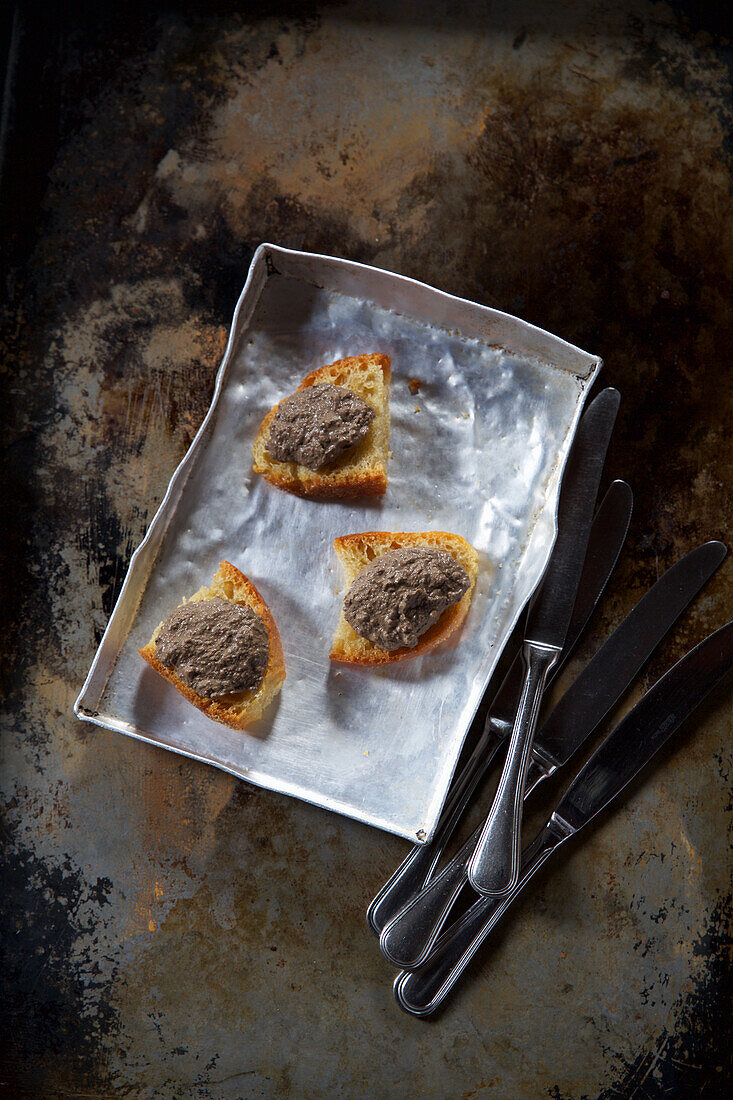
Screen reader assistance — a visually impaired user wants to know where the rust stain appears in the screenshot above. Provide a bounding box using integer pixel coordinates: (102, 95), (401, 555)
(139, 759), (236, 858)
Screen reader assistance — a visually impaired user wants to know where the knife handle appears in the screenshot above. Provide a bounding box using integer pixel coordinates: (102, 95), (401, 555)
(379, 747), (553, 969)
(380, 825), (480, 968)
(367, 735), (503, 935)
(468, 640), (559, 896)
(395, 825), (563, 1017)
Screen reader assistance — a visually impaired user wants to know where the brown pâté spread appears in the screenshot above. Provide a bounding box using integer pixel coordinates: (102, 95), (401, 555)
(155, 597), (269, 697)
(344, 548), (471, 651)
(266, 383), (375, 470)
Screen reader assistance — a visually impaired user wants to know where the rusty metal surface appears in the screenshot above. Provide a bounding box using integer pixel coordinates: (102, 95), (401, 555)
(1, 2), (731, 1097)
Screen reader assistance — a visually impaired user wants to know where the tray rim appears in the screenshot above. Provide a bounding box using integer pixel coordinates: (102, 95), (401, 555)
(74, 242), (602, 843)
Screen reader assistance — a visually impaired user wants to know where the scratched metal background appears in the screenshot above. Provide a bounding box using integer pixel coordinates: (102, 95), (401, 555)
(1, 2), (731, 1098)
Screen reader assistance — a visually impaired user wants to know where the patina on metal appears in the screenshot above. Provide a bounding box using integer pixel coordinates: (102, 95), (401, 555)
(1, 2), (731, 1097)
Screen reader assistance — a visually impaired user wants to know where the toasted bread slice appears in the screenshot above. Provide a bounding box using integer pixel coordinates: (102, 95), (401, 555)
(139, 561), (285, 728)
(330, 531), (479, 665)
(252, 353), (391, 499)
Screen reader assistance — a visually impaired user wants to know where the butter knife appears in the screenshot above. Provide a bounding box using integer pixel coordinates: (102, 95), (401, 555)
(395, 618), (733, 1016)
(468, 387), (620, 896)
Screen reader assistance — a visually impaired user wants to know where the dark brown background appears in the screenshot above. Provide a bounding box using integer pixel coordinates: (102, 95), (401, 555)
(1, 2), (731, 1097)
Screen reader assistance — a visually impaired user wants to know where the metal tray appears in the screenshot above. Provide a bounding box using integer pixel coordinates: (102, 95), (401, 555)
(74, 244), (601, 843)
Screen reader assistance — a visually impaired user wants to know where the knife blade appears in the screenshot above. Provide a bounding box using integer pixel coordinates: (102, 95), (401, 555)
(468, 387), (620, 896)
(527, 538), (727, 779)
(379, 540), (725, 968)
(367, 479), (633, 937)
(486, 479), (634, 740)
(395, 618), (733, 1016)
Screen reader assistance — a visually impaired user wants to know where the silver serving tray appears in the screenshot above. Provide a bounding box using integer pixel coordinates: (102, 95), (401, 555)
(75, 244), (601, 843)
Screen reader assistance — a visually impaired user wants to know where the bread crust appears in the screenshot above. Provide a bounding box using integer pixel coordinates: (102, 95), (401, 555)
(299, 356), (391, 389)
(252, 353), (391, 500)
(329, 531), (479, 665)
(139, 560), (286, 728)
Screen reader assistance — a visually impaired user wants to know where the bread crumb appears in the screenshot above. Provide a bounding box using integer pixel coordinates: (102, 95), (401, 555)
(414, 405), (420, 413)
(408, 377), (421, 395)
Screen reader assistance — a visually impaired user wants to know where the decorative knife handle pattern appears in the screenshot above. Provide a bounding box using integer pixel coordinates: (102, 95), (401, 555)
(395, 825), (563, 1016)
(379, 753), (552, 969)
(367, 736), (503, 935)
(467, 641), (559, 896)
(380, 827), (480, 969)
